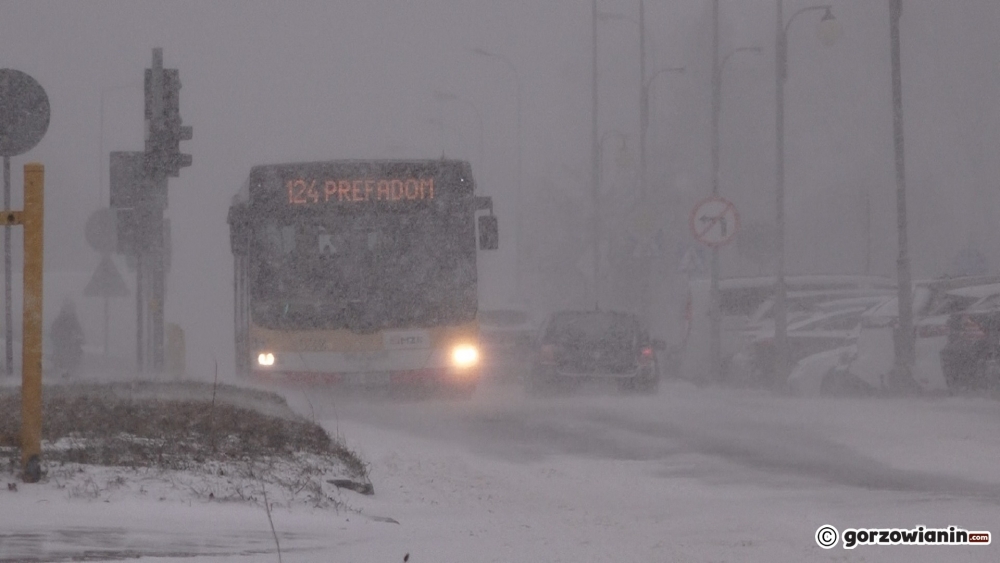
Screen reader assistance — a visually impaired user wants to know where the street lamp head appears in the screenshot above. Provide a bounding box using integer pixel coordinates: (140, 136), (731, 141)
(817, 8), (841, 47)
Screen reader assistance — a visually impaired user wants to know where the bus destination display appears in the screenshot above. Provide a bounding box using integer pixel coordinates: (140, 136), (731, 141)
(287, 177), (435, 206)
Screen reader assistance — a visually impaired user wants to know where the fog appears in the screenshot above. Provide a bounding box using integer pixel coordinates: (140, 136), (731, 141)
(1, 0), (999, 379)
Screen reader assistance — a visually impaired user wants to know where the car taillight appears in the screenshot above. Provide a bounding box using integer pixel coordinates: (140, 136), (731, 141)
(540, 344), (556, 365)
(639, 346), (654, 365)
(960, 316), (987, 340)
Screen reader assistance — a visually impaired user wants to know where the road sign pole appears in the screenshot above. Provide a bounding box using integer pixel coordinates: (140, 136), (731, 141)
(151, 208), (165, 371)
(21, 163), (43, 482)
(0, 69), (50, 379)
(3, 156), (10, 377)
(690, 196), (739, 385)
(709, 244), (721, 384)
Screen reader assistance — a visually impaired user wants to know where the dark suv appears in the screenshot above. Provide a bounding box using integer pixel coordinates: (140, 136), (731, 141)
(526, 310), (666, 394)
(940, 291), (1000, 393)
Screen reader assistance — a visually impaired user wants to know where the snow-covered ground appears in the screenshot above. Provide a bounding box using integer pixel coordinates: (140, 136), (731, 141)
(2, 379), (998, 562)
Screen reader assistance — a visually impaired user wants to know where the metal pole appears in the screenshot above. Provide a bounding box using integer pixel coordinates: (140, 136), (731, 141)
(149, 48), (165, 374)
(638, 0), (651, 319)
(773, 0), (789, 385)
(864, 186), (871, 274)
(592, 0), (601, 308)
(639, 0), (647, 201)
(709, 0), (722, 384)
(21, 163), (43, 482)
(469, 49), (522, 297)
(773, 3), (834, 386)
(514, 65), (523, 301)
(136, 251), (144, 372)
(890, 0), (915, 389)
(99, 91), (105, 207)
(3, 156), (10, 377)
(152, 207), (164, 371)
(103, 294), (109, 357)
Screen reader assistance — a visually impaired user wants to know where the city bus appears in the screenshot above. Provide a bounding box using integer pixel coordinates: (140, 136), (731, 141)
(227, 159), (498, 394)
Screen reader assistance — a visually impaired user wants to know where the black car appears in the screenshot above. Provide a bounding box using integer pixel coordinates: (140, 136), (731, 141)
(526, 310), (666, 394)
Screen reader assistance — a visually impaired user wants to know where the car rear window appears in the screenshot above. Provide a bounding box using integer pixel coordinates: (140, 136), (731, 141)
(969, 293), (1000, 311)
(479, 310), (530, 326)
(927, 293), (980, 316)
(545, 312), (637, 345)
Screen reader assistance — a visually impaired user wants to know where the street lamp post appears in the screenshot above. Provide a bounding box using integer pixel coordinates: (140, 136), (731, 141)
(471, 48), (522, 297)
(889, 0), (915, 390)
(709, 29), (761, 383)
(596, 130), (628, 307)
(640, 65), (685, 201)
(592, 1), (671, 309)
(773, 1), (840, 384)
(432, 90), (485, 170)
(592, 0), (600, 307)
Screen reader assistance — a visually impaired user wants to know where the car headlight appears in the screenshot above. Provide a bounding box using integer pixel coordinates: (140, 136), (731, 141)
(257, 352), (275, 367)
(451, 344), (479, 368)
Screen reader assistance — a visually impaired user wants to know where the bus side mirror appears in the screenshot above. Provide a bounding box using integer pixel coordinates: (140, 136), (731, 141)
(478, 215), (498, 250)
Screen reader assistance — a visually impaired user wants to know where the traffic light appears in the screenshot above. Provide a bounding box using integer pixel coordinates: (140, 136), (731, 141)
(145, 67), (192, 178)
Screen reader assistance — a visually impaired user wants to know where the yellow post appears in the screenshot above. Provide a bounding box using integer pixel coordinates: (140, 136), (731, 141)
(21, 163), (43, 482)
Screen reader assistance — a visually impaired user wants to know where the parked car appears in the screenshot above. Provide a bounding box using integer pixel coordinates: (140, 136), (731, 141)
(478, 308), (536, 382)
(525, 310), (666, 394)
(849, 279), (1000, 391)
(729, 306), (870, 387)
(683, 274), (895, 382)
(787, 277), (1000, 394)
(939, 284), (1000, 393)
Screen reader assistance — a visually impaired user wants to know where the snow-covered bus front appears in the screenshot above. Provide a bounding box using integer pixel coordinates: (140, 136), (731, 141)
(228, 159), (498, 395)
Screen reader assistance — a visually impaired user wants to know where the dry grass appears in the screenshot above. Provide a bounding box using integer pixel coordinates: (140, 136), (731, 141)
(0, 381), (368, 499)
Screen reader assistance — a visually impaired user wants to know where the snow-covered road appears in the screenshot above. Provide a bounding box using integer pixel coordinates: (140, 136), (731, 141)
(3, 379), (998, 562)
(286, 379), (1000, 562)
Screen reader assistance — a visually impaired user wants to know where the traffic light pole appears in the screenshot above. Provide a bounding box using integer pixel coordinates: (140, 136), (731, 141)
(150, 203), (165, 371)
(111, 47), (191, 375)
(136, 250), (144, 372)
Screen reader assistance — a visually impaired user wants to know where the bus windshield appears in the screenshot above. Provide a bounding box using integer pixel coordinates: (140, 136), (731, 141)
(249, 210), (476, 332)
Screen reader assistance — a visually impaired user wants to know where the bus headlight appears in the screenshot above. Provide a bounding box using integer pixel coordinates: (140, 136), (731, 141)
(257, 352), (275, 367)
(450, 344), (479, 368)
